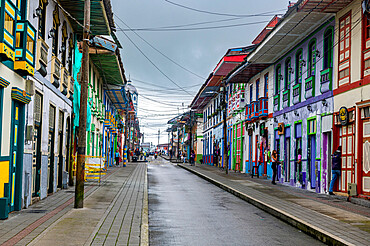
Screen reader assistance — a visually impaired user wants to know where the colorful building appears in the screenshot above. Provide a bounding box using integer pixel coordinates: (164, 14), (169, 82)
(0, 0), (37, 219)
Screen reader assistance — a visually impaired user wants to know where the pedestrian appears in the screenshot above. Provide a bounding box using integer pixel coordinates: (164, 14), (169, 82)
(115, 149), (120, 167)
(271, 150), (279, 185)
(329, 146), (342, 195)
(190, 149), (195, 166)
(296, 148), (302, 185)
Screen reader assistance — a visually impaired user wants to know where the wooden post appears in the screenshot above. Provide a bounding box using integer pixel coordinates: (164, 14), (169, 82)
(75, 0), (90, 208)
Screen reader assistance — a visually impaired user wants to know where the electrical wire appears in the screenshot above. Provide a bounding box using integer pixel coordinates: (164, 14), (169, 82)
(118, 26), (193, 95)
(114, 14), (206, 80)
(164, 0), (285, 18)
(117, 20), (271, 32)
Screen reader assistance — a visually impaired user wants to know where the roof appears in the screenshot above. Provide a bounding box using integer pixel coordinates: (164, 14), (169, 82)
(59, 0), (112, 35)
(190, 46), (255, 111)
(252, 15), (280, 45)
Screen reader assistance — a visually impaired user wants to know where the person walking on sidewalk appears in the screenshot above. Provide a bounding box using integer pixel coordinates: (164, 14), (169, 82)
(271, 150), (279, 185)
(329, 146), (342, 195)
(115, 149), (121, 167)
(190, 149), (195, 166)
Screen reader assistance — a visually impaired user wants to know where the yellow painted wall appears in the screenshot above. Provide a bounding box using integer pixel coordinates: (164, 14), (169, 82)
(0, 161), (9, 197)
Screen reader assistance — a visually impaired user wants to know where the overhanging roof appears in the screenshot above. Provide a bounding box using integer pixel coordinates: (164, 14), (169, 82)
(59, 0), (111, 35)
(90, 52), (124, 85)
(248, 11), (334, 64)
(297, 0), (353, 13)
(227, 62), (270, 84)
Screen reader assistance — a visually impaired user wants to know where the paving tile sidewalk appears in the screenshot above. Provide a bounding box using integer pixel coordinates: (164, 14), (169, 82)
(0, 163), (148, 246)
(177, 162), (370, 246)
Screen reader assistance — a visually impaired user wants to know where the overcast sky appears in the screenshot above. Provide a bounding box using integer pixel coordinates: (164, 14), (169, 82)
(112, 0), (289, 145)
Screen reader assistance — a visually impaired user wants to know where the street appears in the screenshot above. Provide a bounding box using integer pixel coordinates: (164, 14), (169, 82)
(148, 158), (323, 246)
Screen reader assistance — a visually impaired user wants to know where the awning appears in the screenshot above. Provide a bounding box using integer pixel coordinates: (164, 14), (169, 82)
(90, 51), (124, 86)
(226, 62), (270, 84)
(297, 0), (353, 13)
(106, 84), (128, 110)
(247, 9), (333, 64)
(59, 0), (111, 35)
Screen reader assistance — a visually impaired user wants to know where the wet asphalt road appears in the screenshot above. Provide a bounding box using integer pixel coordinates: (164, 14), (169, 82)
(148, 158), (323, 246)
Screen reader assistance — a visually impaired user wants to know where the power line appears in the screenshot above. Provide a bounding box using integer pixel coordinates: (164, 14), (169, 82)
(118, 25), (193, 95)
(164, 0), (285, 18)
(114, 14), (206, 80)
(117, 20), (271, 32)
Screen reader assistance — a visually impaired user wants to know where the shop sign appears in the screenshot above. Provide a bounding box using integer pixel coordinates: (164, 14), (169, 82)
(339, 106), (348, 126)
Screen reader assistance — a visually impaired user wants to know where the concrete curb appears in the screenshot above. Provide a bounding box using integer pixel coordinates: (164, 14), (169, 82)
(178, 164), (354, 246)
(140, 165), (149, 246)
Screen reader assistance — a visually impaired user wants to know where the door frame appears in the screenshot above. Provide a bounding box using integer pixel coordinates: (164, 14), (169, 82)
(9, 100), (25, 212)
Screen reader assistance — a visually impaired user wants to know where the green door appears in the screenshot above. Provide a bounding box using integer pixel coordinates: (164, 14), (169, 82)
(9, 101), (24, 212)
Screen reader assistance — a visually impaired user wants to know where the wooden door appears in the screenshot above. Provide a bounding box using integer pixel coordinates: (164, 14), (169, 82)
(339, 123), (355, 192)
(361, 119), (370, 195)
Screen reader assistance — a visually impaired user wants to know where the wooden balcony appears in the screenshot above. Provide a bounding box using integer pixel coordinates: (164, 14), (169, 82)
(50, 56), (61, 88)
(320, 67), (332, 93)
(14, 20), (36, 76)
(282, 89), (290, 108)
(36, 38), (49, 77)
(273, 94), (280, 112)
(292, 83), (301, 104)
(258, 97), (268, 117)
(60, 67), (69, 96)
(305, 76), (315, 99)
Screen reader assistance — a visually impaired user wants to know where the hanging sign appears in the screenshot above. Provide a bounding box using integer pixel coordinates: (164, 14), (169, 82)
(339, 106), (348, 126)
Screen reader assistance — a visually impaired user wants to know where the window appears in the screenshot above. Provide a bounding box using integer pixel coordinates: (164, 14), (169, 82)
(308, 40), (316, 77)
(26, 35), (34, 54)
(15, 32), (22, 48)
(256, 79), (259, 100)
(284, 58), (291, 90)
(68, 35), (74, 73)
(4, 12), (14, 36)
(38, 0), (47, 39)
(323, 28), (333, 70)
(338, 12), (351, 84)
(295, 50), (303, 84)
(275, 65), (281, 94)
(52, 6), (60, 56)
(264, 73), (268, 97)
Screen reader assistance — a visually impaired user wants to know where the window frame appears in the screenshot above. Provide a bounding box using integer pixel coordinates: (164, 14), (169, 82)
(275, 64), (281, 95)
(284, 57), (291, 90)
(338, 11), (351, 85)
(323, 27), (334, 70)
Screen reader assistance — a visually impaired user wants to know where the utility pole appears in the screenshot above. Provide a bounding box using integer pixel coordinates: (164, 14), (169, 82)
(221, 82), (228, 174)
(124, 108), (129, 163)
(75, 0), (90, 208)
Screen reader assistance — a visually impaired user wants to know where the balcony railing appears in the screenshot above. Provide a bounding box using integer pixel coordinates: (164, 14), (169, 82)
(282, 89), (290, 108)
(305, 75), (315, 99)
(292, 83), (301, 104)
(258, 97), (268, 117)
(61, 67), (69, 96)
(320, 67), (332, 93)
(36, 38), (49, 77)
(245, 104), (251, 121)
(273, 94), (280, 112)
(251, 100), (259, 119)
(68, 76), (74, 101)
(14, 20), (36, 76)
(51, 56), (61, 88)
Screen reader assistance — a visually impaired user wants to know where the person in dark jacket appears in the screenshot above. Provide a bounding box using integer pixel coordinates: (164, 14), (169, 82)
(271, 150), (279, 185)
(329, 146), (342, 195)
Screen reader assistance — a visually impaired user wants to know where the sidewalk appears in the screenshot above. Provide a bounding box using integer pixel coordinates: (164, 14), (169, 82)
(0, 163), (148, 246)
(177, 162), (370, 246)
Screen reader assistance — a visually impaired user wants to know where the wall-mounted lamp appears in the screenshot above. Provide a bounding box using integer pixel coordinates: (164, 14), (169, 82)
(274, 118), (278, 123)
(283, 113), (287, 119)
(33, 7), (42, 18)
(300, 60), (306, 67)
(322, 99), (328, 107)
(288, 67), (294, 74)
(294, 110), (299, 116)
(307, 105), (313, 112)
(48, 28), (56, 39)
(279, 74), (283, 81)
(60, 44), (66, 54)
(315, 50), (321, 58)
